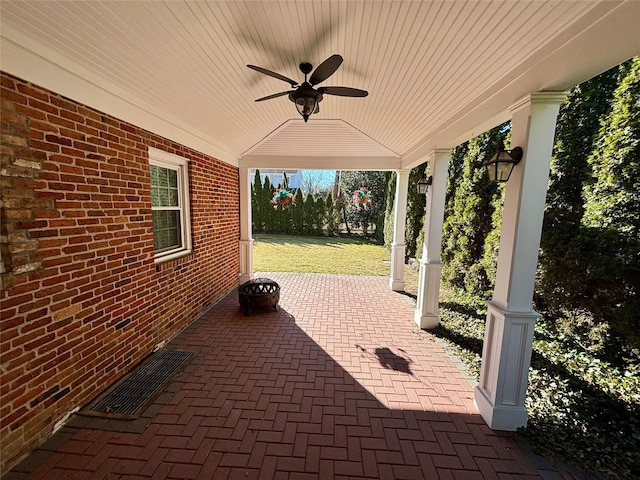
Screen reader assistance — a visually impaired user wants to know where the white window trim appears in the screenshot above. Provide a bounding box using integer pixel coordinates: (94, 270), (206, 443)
(148, 147), (192, 264)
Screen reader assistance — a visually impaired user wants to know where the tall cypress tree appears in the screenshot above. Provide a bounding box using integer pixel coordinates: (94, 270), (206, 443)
(252, 169), (263, 233)
(581, 57), (640, 336)
(537, 61), (622, 316)
(314, 196), (326, 236)
(290, 188), (304, 234)
(341, 171), (387, 237)
(441, 124), (508, 293)
(263, 176), (274, 233)
(303, 193), (316, 235)
(405, 164), (428, 257)
(374, 171), (392, 243)
(383, 173), (397, 249)
(441, 143), (469, 263)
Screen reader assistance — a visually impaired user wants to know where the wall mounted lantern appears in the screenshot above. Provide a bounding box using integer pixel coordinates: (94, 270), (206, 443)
(485, 147), (523, 182)
(417, 175), (432, 195)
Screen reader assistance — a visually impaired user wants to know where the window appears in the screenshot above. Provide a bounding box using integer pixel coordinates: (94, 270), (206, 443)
(148, 148), (192, 262)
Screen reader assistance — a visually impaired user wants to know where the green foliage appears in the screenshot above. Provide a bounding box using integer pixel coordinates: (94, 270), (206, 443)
(441, 124), (508, 293)
(290, 188), (304, 233)
(303, 193), (316, 235)
(252, 169), (263, 232)
(383, 173), (397, 249)
(584, 57), (640, 235)
(314, 196), (326, 236)
(443, 143), (468, 220)
(374, 172), (392, 243)
(405, 164), (428, 257)
(262, 176), (274, 231)
(441, 143), (468, 264)
(581, 58), (640, 336)
(526, 316), (640, 480)
(479, 188), (504, 292)
(433, 285), (640, 480)
(537, 62), (621, 319)
(537, 57), (639, 347)
(341, 171), (388, 238)
(323, 194), (340, 236)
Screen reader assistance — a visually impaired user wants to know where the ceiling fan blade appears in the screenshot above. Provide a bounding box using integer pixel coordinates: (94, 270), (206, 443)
(247, 65), (298, 87)
(309, 54), (343, 85)
(318, 86), (368, 97)
(255, 91), (294, 102)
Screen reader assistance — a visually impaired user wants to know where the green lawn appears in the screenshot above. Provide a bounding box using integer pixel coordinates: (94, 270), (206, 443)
(252, 233), (639, 480)
(254, 234), (418, 289)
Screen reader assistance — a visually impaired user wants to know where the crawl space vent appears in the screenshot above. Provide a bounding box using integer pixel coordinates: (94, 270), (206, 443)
(87, 350), (193, 417)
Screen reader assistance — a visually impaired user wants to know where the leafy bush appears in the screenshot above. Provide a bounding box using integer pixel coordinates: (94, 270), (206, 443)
(433, 287), (640, 480)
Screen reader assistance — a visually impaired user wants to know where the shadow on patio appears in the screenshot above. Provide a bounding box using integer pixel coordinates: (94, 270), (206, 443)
(8, 273), (541, 479)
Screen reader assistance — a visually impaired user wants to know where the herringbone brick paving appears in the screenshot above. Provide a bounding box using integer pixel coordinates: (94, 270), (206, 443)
(8, 273), (542, 479)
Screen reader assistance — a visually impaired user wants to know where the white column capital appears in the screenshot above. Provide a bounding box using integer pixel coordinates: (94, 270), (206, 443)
(428, 148), (453, 159)
(509, 91), (568, 113)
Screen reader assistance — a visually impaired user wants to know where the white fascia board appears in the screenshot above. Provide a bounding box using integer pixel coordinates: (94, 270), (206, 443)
(240, 155), (402, 171)
(400, 110), (511, 170)
(0, 30), (239, 167)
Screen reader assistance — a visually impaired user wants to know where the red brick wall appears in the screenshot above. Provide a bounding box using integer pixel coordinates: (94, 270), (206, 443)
(0, 72), (240, 473)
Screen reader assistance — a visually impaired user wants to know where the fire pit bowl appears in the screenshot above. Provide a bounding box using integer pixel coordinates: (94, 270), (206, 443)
(238, 278), (280, 316)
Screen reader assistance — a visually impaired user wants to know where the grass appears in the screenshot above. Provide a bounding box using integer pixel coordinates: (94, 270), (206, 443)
(254, 234), (417, 283)
(253, 233), (639, 480)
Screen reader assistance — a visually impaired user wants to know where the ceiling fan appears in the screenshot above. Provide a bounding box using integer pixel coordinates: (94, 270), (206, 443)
(247, 54), (368, 122)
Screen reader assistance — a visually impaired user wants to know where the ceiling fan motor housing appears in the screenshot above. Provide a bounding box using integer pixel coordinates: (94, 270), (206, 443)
(299, 62), (313, 75)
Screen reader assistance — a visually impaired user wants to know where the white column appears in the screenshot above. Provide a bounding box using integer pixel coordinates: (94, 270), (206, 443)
(389, 170), (410, 291)
(238, 167), (253, 284)
(415, 150), (450, 329)
(475, 92), (566, 430)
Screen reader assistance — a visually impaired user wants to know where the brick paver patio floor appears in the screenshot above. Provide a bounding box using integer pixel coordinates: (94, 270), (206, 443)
(7, 273), (544, 479)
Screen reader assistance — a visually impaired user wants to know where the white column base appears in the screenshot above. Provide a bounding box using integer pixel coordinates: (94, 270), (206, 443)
(389, 243), (406, 291)
(474, 387), (529, 431)
(239, 239), (254, 285)
(414, 260), (442, 329)
(474, 301), (538, 431)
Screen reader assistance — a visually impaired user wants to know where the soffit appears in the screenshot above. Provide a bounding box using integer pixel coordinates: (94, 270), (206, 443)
(1, 1), (638, 168)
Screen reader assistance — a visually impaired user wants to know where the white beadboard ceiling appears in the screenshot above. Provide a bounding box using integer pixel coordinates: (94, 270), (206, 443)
(1, 1), (639, 170)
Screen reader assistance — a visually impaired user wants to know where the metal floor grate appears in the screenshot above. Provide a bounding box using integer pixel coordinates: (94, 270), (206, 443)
(88, 350), (193, 417)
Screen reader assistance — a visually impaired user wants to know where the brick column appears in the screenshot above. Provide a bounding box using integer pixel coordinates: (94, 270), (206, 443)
(0, 89), (44, 290)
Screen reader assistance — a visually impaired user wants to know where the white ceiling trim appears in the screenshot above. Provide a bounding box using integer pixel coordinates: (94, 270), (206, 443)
(0, 28), (239, 166)
(239, 155), (401, 171)
(243, 119), (399, 157)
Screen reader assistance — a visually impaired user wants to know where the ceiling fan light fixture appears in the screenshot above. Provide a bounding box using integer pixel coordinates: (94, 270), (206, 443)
(290, 87), (323, 122)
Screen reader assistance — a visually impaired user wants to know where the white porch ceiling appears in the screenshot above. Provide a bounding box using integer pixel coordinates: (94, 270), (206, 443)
(1, 1), (639, 170)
